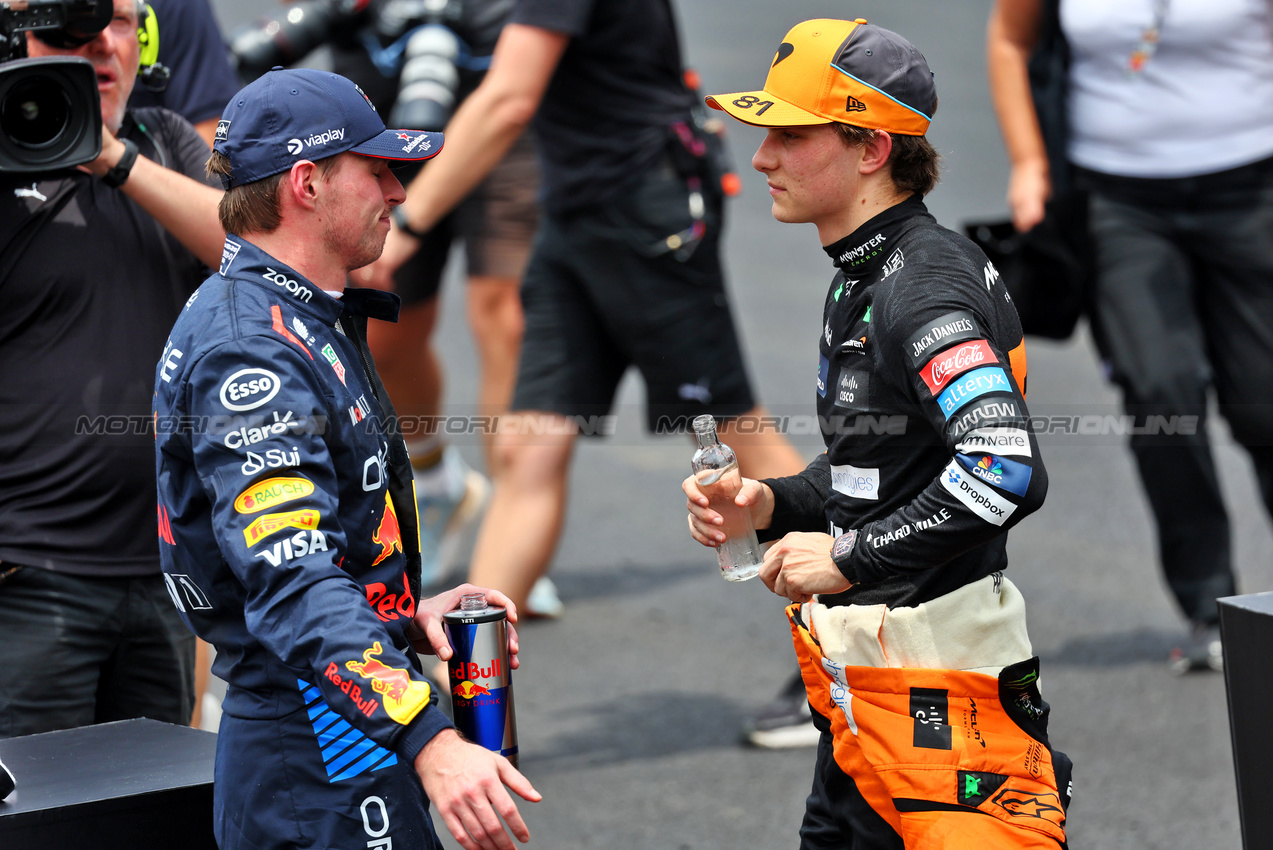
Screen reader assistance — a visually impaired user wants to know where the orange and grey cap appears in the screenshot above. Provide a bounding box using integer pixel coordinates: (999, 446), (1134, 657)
(706, 18), (936, 136)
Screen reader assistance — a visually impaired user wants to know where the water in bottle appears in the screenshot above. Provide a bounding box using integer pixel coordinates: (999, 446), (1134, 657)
(691, 414), (762, 581)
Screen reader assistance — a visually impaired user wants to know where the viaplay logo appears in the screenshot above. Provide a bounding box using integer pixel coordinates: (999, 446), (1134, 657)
(287, 128), (347, 157)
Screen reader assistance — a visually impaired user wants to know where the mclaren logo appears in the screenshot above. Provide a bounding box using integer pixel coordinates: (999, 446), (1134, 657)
(773, 42), (795, 66)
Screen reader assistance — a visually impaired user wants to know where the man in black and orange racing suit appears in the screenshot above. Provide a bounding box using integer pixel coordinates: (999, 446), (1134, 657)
(684, 19), (1073, 849)
(154, 68), (539, 850)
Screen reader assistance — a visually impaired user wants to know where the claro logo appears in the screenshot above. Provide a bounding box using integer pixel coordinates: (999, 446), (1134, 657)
(219, 368), (281, 412)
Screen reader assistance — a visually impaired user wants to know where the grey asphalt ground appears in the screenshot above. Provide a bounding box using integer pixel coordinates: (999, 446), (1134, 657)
(209, 1), (1273, 847)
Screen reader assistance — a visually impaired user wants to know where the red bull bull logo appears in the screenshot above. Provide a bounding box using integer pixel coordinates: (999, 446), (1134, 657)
(344, 641), (431, 725)
(453, 681), (492, 700)
(371, 492), (403, 566)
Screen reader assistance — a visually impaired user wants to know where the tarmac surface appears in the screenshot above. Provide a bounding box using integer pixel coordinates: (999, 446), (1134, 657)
(209, 1), (1273, 847)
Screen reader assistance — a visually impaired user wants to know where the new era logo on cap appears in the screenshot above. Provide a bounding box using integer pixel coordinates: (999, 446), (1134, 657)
(213, 68), (443, 189)
(706, 18), (936, 136)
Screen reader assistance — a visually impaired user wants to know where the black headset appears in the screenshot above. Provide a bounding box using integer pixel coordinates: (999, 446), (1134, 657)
(136, 1), (170, 92)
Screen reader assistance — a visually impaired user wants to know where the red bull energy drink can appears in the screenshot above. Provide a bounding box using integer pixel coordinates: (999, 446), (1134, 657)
(443, 592), (518, 767)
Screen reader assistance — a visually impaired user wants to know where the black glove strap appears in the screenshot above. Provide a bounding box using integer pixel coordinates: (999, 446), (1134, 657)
(102, 139), (140, 188)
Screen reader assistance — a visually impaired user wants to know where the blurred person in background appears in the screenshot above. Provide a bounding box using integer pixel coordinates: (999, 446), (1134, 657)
(127, 0), (239, 148)
(689, 18), (1071, 847)
(988, 0), (1273, 672)
(327, 0), (544, 598)
(364, 0), (810, 741)
(0, 0), (224, 737)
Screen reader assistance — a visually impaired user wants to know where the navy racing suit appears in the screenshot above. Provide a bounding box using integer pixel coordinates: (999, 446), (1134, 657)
(154, 236), (450, 850)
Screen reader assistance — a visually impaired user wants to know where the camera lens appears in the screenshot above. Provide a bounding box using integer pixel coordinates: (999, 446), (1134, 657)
(1, 76), (72, 149)
(0, 57), (102, 173)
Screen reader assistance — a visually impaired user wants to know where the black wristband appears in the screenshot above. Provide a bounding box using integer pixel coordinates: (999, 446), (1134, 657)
(830, 530), (859, 584)
(102, 138), (139, 188)
(390, 205), (428, 239)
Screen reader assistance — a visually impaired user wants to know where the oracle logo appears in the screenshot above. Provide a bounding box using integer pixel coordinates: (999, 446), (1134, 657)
(921, 339), (998, 395)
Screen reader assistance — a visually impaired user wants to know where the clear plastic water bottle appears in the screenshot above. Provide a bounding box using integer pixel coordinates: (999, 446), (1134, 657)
(691, 414), (762, 581)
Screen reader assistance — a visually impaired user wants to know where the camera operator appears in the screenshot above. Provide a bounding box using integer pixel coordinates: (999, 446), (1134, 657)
(0, 0), (223, 738)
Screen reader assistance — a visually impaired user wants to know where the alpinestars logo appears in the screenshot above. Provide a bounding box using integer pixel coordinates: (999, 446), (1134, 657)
(845, 96), (867, 113)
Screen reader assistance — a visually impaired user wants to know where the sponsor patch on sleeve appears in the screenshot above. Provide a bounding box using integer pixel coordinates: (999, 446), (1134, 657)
(817, 354), (830, 398)
(234, 476), (315, 514)
(905, 310), (982, 367)
(939, 461), (1018, 526)
(919, 339), (998, 396)
(955, 452), (1032, 497)
(946, 398), (1026, 445)
(830, 464), (880, 501)
(243, 508), (321, 546)
(956, 427), (1032, 458)
(936, 367), (1014, 419)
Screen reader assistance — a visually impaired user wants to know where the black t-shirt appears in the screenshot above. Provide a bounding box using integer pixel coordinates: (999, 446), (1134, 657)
(128, 0), (241, 124)
(511, 0), (694, 213)
(0, 108), (212, 577)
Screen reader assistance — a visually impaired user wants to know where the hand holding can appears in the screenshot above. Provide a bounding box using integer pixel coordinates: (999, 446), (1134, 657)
(442, 592), (519, 767)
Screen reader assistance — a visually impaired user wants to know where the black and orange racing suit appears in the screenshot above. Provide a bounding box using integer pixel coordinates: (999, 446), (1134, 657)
(760, 195), (1072, 848)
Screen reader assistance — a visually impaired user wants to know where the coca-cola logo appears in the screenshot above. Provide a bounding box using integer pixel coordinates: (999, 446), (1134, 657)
(920, 339), (998, 395)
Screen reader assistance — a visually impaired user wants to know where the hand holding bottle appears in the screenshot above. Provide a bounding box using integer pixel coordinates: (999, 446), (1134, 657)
(686, 415), (767, 581)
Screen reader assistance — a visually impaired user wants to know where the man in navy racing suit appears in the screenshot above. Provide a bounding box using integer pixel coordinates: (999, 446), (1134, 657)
(685, 20), (1071, 848)
(154, 68), (539, 850)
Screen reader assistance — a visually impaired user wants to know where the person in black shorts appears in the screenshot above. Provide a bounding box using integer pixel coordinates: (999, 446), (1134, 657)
(364, 0), (805, 631)
(337, 0), (543, 590)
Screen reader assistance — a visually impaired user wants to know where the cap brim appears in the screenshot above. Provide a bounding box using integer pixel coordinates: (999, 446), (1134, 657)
(705, 90), (830, 127)
(349, 128), (444, 161)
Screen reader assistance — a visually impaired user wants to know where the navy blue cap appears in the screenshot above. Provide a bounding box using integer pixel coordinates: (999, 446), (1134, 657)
(213, 68), (443, 189)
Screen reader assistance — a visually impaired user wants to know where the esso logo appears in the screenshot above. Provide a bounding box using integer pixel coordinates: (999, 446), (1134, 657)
(220, 368), (281, 412)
